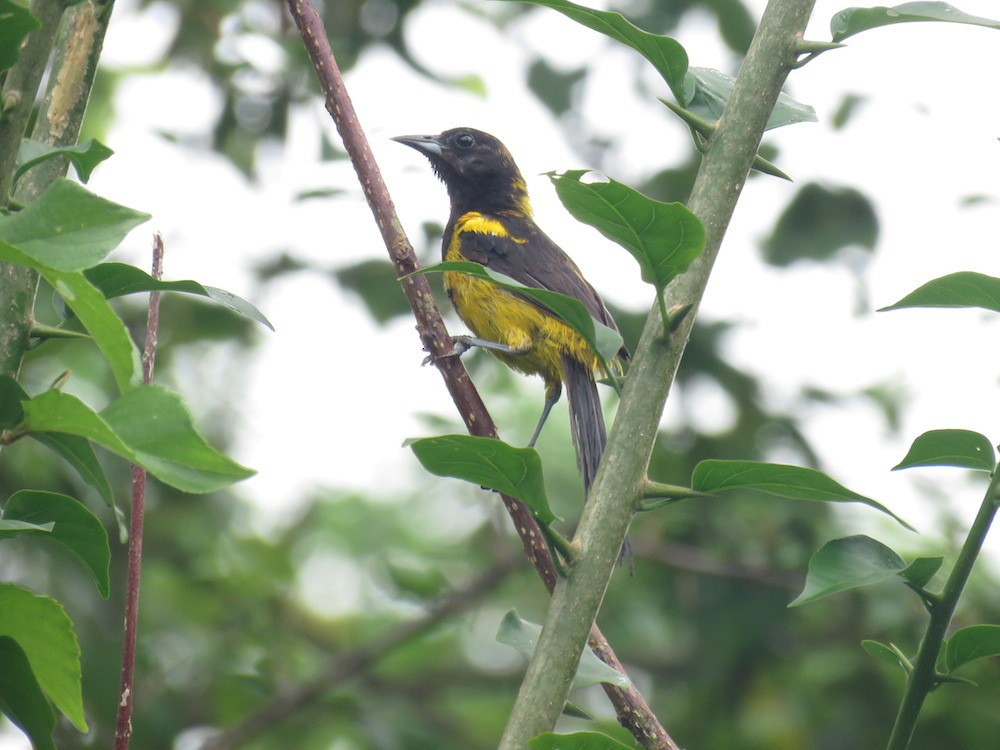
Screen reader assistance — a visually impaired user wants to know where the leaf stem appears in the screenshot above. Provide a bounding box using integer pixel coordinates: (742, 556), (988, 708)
(885, 468), (1000, 750)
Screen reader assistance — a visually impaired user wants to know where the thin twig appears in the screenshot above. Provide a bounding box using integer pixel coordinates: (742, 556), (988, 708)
(267, 3), (678, 749)
(113, 233), (164, 750)
(200, 556), (521, 750)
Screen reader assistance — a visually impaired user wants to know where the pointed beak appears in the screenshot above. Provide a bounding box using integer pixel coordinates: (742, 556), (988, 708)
(391, 134), (444, 157)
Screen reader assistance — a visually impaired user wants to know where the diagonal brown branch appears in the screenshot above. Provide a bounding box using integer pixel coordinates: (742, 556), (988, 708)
(225, 2), (679, 749)
(201, 556), (521, 750)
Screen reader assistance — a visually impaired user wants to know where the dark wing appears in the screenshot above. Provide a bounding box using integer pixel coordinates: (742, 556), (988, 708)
(458, 216), (618, 332)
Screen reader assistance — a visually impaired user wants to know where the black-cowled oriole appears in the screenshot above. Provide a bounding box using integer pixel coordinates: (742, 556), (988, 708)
(394, 128), (629, 554)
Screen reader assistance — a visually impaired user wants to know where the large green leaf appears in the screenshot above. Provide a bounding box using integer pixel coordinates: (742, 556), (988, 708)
(831, 2), (1000, 42)
(503, 0), (688, 101)
(0, 0), (41, 72)
(0, 179), (149, 272)
(945, 625), (1000, 672)
(0, 636), (56, 750)
(21, 387), (255, 493)
(683, 67), (817, 130)
(0, 241), (141, 392)
(496, 610), (631, 689)
(790, 535), (906, 606)
(406, 435), (555, 523)
(529, 731), (635, 749)
(0, 585), (87, 732)
(0, 491), (110, 598)
(691, 460), (913, 530)
(548, 171), (705, 293)
(893, 429), (996, 472)
(14, 138), (114, 188)
(85, 262), (274, 330)
(32, 432), (117, 510)
(879, 272), (1000, 313)
(412, 261), (624, 369)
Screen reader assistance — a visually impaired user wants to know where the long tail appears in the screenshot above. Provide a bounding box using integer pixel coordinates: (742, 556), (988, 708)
(561, 354), (632, 571)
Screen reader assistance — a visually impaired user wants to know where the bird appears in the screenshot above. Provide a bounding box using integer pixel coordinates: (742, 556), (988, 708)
(393, 127), (630, 563)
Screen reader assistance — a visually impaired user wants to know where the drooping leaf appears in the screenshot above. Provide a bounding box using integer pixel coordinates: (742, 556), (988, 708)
(84, 262), (274, 330)
(334, 259), (411, 324)
(406, 435), (554, 523)
(831, 2), (1000, 42)
(0, 585), (87, 732)
(0, 636), (56, 750)
(502, 0), (688, 101)
(893, 429), (995, 472)
(13, 138), (114, 187)
(548, 171), (705, 293)
(683, 67), (817, 130)
(0, 0), (41, 72)
(529, 731), (635, 749)
(411, 261), (624, 368)
(790, 535), (907, 606)
(0, 241), (141, 392)
(31, 432), (117, 512)
(0, 491), (110, 597)
(945, 625), (1000, 672)
(691, 460), (913, 530)
(0, 179), (149, 271)
(496, 610), (631, 690)
(879, 272), (1000, 313)
(21, 387), (255, 493)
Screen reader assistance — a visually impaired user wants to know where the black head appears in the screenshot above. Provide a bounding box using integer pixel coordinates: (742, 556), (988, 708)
(392, 128), (529, 214)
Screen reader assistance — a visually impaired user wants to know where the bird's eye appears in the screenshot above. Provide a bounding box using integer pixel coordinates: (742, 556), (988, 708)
(454, 133), (475, 149)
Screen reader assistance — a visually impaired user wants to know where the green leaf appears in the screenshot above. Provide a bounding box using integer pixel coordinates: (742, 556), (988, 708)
(14, 138), (114, 187)
(691, 460), (913, 530)
(406, 435), (555, 523)
(831, 2), (1000, 42)
(862, 639), (911, 672)
(0, 374), (27, 429)
(0, 491), (110, 598)
(683, 67), (817, 130)
(503, 0), (688, 101)
(0, 584), (87, 732)
(85, 262), (274, 330)
(899, 556), (944, 588)
(548, 171), (705, 293)
(0, 179), (150, 272)
(0, 0), (41, 72)
(529, 731), (635, 749)
(790, 535), (907, 606)
(21, 387), (255, 493)
(893, 429), (996, 472)
(945, 625), (1000, 672)
(878, 272), (1000, 313)
(0, 241), (142, 392)
(412, 261), (624, 368)
(0, 520), (52, 532)
(31, 432), (117, 511)
(0, 636), (56, 750)
(496, 610), (631, 690)
(335, 259), (412, 324)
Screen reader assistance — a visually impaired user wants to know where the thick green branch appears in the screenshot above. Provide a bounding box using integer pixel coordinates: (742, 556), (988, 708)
(0, 0), (113, 380)
(886, 469), (1000, 750)
(497, 0), (818, 746)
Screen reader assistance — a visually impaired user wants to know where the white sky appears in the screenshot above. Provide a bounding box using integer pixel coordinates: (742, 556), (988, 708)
(5, 0), (1000, 745)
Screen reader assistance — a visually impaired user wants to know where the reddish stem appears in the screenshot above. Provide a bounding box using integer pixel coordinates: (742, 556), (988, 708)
(113, 233), (164, 750)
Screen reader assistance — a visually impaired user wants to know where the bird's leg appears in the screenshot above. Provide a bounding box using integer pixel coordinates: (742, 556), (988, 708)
(424, 335), (531, 365)
(528, 382), (562, 448)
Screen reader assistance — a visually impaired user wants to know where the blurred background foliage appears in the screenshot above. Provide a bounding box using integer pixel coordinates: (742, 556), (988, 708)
(2, 0), (998, 749)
